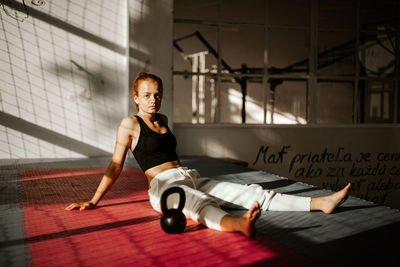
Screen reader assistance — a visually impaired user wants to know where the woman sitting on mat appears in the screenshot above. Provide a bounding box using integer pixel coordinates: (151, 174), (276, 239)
(65, 72), (351, 237)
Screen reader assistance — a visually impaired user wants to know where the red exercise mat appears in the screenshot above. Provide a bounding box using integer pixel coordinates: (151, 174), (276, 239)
(19, 167), (316, 266)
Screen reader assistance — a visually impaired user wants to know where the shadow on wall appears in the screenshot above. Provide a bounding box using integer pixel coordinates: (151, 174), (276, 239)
(0, 111), (111, 157)
(0, 0), (128, 158)
(52, 61), (125, 110)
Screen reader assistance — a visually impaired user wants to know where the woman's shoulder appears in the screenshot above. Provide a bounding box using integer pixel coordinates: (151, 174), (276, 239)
(120, 115), (140, 130)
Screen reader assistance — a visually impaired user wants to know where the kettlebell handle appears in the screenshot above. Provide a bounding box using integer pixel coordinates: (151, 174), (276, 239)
(160, 187), (186, 216)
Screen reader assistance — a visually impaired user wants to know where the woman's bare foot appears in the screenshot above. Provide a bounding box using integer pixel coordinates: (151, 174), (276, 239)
(311, 183), (351, 214)
(220, 201), (261, 237)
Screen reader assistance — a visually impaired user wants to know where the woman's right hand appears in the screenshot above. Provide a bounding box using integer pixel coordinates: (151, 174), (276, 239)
(65, 201), (96, 211)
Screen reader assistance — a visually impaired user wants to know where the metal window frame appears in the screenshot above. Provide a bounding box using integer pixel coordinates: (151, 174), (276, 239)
(172, 0), (399, 125)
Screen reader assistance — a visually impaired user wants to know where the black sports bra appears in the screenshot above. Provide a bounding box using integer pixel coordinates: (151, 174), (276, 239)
(132, 114), (179, 172)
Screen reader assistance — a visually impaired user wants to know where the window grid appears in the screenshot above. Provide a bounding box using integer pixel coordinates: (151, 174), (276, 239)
(173, 0), (399, 125)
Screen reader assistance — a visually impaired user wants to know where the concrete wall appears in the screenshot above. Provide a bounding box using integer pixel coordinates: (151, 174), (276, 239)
(0, 0), (174, 158)
(175, 124), (400, 209)
(0, 0), (128, 158)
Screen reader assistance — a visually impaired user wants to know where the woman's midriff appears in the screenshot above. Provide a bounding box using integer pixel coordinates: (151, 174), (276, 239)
(145, 160), (182, 184)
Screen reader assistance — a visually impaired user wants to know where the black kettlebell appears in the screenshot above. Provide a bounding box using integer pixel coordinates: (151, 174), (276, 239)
(160, 187), (186, 234)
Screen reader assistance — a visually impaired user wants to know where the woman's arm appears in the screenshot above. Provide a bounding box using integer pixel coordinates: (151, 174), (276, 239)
(65, 117), (137, 211)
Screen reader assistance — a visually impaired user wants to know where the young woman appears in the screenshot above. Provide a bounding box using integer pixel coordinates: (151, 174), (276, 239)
(66, 72), (351, 237)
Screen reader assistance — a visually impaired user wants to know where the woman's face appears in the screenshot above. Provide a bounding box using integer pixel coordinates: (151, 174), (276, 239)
(134, 79), (162, 114)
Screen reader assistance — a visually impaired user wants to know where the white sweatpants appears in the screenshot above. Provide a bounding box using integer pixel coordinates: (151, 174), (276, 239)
(148, 167), (311, 231)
